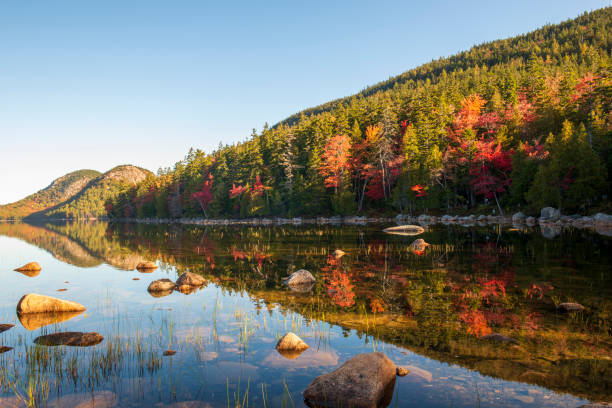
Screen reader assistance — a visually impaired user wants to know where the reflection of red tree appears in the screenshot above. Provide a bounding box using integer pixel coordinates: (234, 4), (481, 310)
(458, 308), (491, 337)
(322, 255), (355, 308)
(326, 270), (356, 307)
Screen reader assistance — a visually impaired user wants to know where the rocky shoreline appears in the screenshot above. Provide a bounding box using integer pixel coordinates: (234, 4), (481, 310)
(118, 207), (612, 237)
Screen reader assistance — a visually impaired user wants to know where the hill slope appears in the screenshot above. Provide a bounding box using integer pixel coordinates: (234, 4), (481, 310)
(0, 169), (101, 219)
(27, 165), (153, 220)
(106, 7), (610, 219)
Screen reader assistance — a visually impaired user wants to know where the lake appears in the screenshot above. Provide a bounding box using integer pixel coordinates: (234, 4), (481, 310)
(0, 221), (610, 407)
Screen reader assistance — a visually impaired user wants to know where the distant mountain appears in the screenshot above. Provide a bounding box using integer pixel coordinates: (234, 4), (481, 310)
(27, 165), (153, 219)
(0, 169), (101, 219)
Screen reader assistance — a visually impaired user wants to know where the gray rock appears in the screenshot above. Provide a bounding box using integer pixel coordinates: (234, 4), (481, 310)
(284, 269), (316, 288)
(540, 207), (561, 221)
(512, 212), (526, 222)
(410, 238), (430, 252)
(303, 352), (397, 408)
(594, 213), (612, 225)
(526, 216), (537, 226)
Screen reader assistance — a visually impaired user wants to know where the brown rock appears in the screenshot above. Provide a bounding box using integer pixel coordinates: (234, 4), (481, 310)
(147, 279), (176, 292)
(14, 262), (41, 272)
(396, 367), (410, 376)
(0, 324), (14, 334)
(557, 302), (585, 312)
(18, 311), (83, 331)
(276, 332), (308, 358)
(163, 350), (177, 356)
(0, 346), (12, 354)
(34, 332), (104, 347)
(303, 352), (396, 408)
(16, 294), (86, 314)
(175, 272), (207, 287)
(136, 261), (158, 271)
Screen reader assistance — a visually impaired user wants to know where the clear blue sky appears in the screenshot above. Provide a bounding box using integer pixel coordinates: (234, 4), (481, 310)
(0, 0), (609, 204)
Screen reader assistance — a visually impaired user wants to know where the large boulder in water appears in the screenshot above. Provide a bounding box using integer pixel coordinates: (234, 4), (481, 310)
(303, 352), (397, 408)
(14, 262), (42, 272)
(34, 331), (104, 347)
(511, 212), (526, 223)
(175, 272), (207, 287)
(16, 294), (86, 314)
(147, 279), (176, 292)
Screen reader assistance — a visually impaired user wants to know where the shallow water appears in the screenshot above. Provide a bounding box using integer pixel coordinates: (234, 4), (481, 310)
(0, 221), (610, 407)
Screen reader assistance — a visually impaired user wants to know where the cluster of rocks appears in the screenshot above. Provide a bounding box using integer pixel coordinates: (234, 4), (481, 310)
(147, 272), (208, 297)
(4, 292), (105, 352)
(127, 215), (393, 226)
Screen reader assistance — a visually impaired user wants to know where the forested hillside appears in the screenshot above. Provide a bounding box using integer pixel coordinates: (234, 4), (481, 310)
(0, 169), (100, 219)
(26, 165), (152, 219)
(105, 8), (610, 220)
(5, 9), (610, 221)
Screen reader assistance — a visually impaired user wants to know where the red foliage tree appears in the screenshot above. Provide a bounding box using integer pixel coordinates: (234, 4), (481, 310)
(190, 174), (214, 218)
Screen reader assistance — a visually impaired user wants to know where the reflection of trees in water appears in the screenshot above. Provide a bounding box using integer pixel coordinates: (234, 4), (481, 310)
(2, 221), (610, 400)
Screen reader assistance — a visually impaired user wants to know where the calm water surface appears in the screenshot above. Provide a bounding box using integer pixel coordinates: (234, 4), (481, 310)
(0, 221), (610, 407)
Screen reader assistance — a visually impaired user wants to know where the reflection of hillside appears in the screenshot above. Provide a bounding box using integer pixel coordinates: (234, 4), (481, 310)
(0, 222), (101, 267)
(109, 223), (611, 402)
(43, 222), (146, 270)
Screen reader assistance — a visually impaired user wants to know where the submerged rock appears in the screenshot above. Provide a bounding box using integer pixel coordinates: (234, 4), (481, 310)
(481, 333), (518, 344)
(383, 225), (425, 236)
(16, 294), (86, 314)
(303, 352), (396, 408)
(284, 269), (316, 288)
(163, 350), (177, 356)
(136, 261), (158, 271)
(14, 262), (42, 272)
(147, 279), (176, 292)
(557, 302), (585, 312)
(276, 332), (308, 359)
(18, 311), (83, 331)
(0, 324), (14, 334)
(175, 272), (207, 287)
(34, 331), (104, 347)
(409, 238), (430, 252)
(47, 391), (117, 408)
(0, 346), (12, 354)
